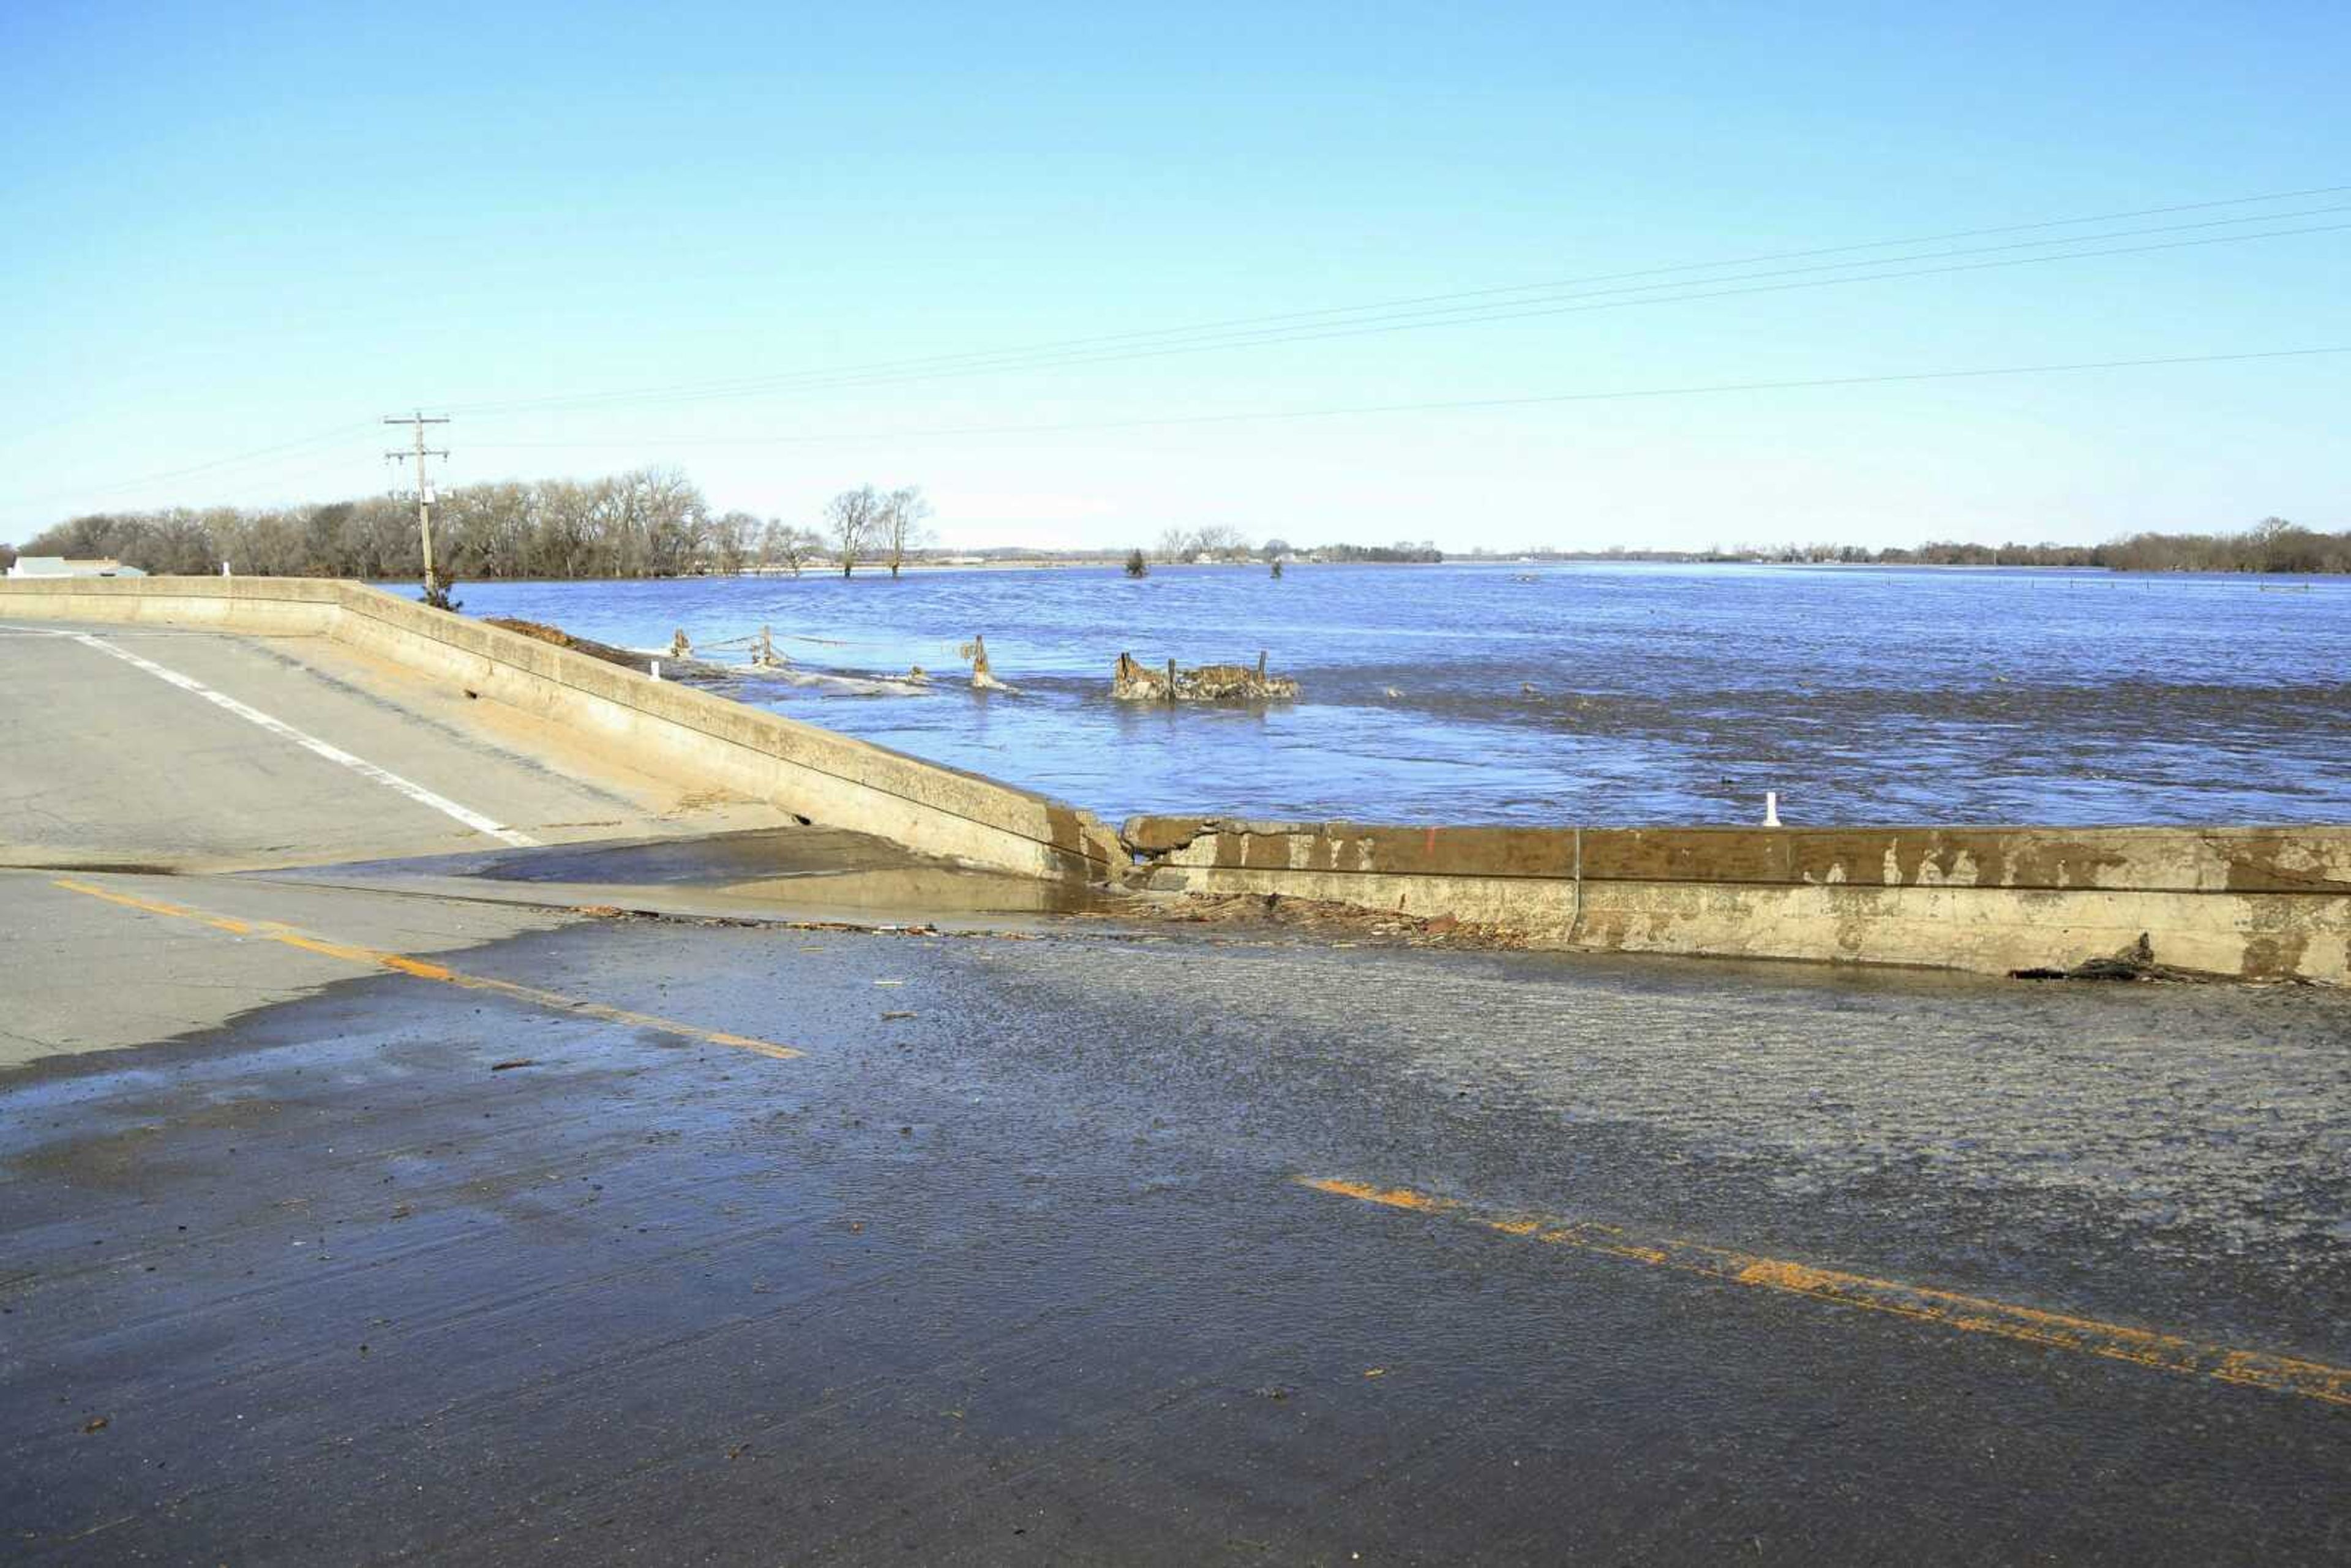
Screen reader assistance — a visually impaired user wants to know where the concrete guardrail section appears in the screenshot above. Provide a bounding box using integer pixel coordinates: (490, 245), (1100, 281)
(0, 576), (1123, 883)
(1120, 817), (2351, 982)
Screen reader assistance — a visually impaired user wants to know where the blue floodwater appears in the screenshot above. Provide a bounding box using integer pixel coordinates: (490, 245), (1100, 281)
(440, 563), (2351, 828)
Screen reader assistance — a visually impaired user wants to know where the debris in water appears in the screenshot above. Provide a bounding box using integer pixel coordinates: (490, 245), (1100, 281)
(484, 617), (730, 683)
(1112, 650), (1299, 702)
(2011, 933), (2207, 983)
(964, 634), (1018, 692)
(490, 1058), (538, 1071)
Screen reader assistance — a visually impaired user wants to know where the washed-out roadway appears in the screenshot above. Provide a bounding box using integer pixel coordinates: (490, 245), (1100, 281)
(2, 620), (2348, 1563)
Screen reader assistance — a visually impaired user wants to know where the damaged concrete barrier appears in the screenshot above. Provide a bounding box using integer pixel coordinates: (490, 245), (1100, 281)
(1120, 817), (2351, 983)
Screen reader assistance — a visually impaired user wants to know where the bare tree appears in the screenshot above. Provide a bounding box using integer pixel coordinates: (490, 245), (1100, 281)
(759, 518), (822, 577)
(823, 484), (883, 577)
(1155, 527), (1197, 563)
(1194, 523), (1253, 561)
(645, 468), (710, 577)
(879, 486), (934, 579)
(712, 510), (759, 574)
(788, 525), (823, 576)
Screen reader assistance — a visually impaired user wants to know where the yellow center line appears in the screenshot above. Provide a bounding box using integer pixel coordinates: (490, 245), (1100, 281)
(52, 878), (801, 1060)
(1297, 1176), (2351, 1408)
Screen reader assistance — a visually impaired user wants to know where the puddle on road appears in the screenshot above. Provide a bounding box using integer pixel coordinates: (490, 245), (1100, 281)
(266, 825), (1119, 918)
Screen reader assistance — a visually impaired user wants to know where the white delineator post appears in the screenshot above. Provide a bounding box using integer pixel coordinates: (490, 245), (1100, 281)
(1764, 791), (1782, 828)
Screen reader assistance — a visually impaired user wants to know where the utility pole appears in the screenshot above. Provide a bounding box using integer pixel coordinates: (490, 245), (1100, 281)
(384, 410), (451, 604)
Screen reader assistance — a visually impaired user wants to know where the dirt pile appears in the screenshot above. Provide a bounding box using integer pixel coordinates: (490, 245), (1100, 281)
(1109, 890), (1526, 948)
(484, 617), (731, 685)
(485, 617), (648, 670)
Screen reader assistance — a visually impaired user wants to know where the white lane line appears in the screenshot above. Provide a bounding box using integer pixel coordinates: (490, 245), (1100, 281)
(70, 633), (539, 848)
(2, 627), (222, 639)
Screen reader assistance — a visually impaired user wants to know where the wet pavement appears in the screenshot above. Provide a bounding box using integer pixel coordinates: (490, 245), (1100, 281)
(269, 826), (1122, 922)
(5, 890), (2349, 1563)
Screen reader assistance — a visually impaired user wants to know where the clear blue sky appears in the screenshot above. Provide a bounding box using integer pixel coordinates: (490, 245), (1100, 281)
(3, 1), (2343, 552)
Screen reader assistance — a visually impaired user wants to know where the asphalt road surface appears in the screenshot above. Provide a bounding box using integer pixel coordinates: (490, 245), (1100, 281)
(3, 620), (2348, 1563)
(0, 622), (787, 872)
(4, 871), (2349, 1564)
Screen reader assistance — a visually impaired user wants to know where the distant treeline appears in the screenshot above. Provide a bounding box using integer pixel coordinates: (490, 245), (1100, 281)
(1154, 527), (1442, 564)
(7, 482), (2333, 579)
(2, 470), (934, 581)
(1885, 519), (2349, 574)
(1316, 541), (1445, 563)
(1489, 518), (2350, 574)
(1, 472), (1449, 580)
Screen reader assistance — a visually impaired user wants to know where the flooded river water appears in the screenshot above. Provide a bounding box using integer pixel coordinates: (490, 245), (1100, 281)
(448, 563), (2350, 828)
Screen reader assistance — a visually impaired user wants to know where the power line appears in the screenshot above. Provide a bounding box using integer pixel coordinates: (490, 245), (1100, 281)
(463, 343), (2351, 451)
(995, 220), (2350, 376)
(24, 347), (2338, 519)
(444, 182), (2351, 417)
(10, 189), (2341, 522)
(6, 419), (378, 511)
(472, 215), (2351, 419)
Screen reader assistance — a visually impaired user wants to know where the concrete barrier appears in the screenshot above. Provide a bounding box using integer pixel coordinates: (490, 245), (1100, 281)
(0, 576), (1122, 882)
(1122, 818), (2351, 983)
(0, 574), (345, 635)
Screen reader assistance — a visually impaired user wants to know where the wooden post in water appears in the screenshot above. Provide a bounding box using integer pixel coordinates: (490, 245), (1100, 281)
(1166, 658), (1179, 703)
(969, 634), (1012, 691)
